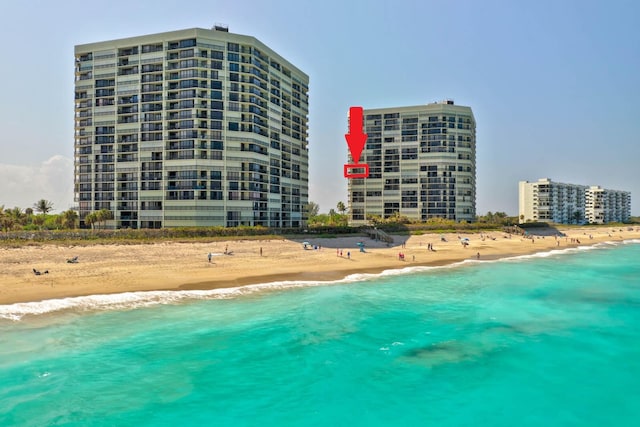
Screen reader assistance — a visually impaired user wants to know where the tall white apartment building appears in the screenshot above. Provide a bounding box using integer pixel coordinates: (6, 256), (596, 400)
(74, 26), (309, 229)
(519, 178), (631, 224)
(348, 101), (476, 224)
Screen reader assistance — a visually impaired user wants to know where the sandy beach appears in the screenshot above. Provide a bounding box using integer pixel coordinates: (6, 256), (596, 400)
(1, 226), (639, 305)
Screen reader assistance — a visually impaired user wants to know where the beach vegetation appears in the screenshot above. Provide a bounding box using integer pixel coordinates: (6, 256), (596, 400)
(572, 210), (583, 224)
(84, 209), (114, 230)
(32, 214), (46, 230)
(84, 212), (97, 229)
(476, 211), (514, 225)
(305, 201), (320, 218)
(0, 204), (81, 232)
(308, 211), (348, 227)
(0, 201), (633, 246)
(33, 199), (54, 215)
(365, 214), (383, 225)
(1, 207), (27, 231)
(337, 201), (347, 215)
(95, 209), (114, 229)
(62, 209), (79, 229)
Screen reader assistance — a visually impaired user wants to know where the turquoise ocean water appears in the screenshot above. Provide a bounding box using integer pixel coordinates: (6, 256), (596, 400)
(1, 241), (640, 426)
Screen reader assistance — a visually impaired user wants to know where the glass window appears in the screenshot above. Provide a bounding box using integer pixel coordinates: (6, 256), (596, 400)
(179, 39), (196, 48)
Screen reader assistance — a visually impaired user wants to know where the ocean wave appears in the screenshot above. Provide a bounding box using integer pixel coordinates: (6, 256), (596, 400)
(0, 283), (318, 321)
(496, 239), (633, 263)
(2, 239), (637, 321)
(1, 267), (460, 321)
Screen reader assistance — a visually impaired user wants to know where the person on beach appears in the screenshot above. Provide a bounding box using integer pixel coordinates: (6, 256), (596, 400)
(208, 252), (212, 263)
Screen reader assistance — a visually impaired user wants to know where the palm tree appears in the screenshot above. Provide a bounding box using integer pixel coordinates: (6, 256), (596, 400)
(95, 209), (114, 229)
(84, 212), (97, 230)
(33, 199), (54, 215)
(336, 201), (347, 215)
(62, 209), (79, 229)
(8, 207), (27, 229)
(0, 206), (8, 232)
(305, 201), (320, 218)
(572, 210), (582, 225)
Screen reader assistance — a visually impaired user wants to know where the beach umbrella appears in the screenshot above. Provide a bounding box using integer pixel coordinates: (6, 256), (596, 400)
(302, 241), (310, 246)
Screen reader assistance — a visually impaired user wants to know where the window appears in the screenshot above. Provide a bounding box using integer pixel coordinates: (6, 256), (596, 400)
(180, 39), (196, 48)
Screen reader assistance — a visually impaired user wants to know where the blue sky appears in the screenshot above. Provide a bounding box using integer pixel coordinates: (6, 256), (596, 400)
(1, 0), (639, 215)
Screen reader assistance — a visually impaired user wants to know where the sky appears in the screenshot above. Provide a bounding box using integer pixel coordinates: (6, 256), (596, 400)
(1, 0), (639, 215)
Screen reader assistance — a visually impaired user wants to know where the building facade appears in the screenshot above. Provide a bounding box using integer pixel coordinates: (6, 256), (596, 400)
(74, 27), (309, 229)
(519, 178), (631, 224)
(348, 101), (476, 224)
(585, 185), (631, 224)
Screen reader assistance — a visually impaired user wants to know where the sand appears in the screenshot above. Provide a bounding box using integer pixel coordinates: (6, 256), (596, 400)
(1, 226), (638, 305)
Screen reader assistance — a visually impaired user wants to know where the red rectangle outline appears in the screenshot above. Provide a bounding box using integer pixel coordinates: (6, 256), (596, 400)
(344, 163), (369, 178)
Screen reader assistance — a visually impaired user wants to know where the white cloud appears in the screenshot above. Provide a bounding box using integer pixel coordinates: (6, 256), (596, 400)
(0, 155), (74, 213)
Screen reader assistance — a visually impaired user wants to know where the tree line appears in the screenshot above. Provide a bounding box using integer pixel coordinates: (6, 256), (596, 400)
(2, 198), (517, 233)
(0, 200), (80, 231)
(306, 201), (516, 228)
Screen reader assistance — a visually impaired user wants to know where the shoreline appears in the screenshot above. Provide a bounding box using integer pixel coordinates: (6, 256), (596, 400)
(1, 226), (639, 307)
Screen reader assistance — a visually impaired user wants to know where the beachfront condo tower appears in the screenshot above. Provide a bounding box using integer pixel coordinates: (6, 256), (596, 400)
(347, 100), (476, 224)
(518, 178), (631, 224)
(74, 26), (309, 229)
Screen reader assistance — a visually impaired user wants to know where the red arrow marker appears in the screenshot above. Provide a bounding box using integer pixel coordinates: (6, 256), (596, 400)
(345, 106), (367, 164)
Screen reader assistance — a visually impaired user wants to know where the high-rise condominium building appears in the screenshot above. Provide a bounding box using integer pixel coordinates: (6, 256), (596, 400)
(348, 101), (476, 224)
(74, 26), (309, 229)
(518, 178), (631, 224)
